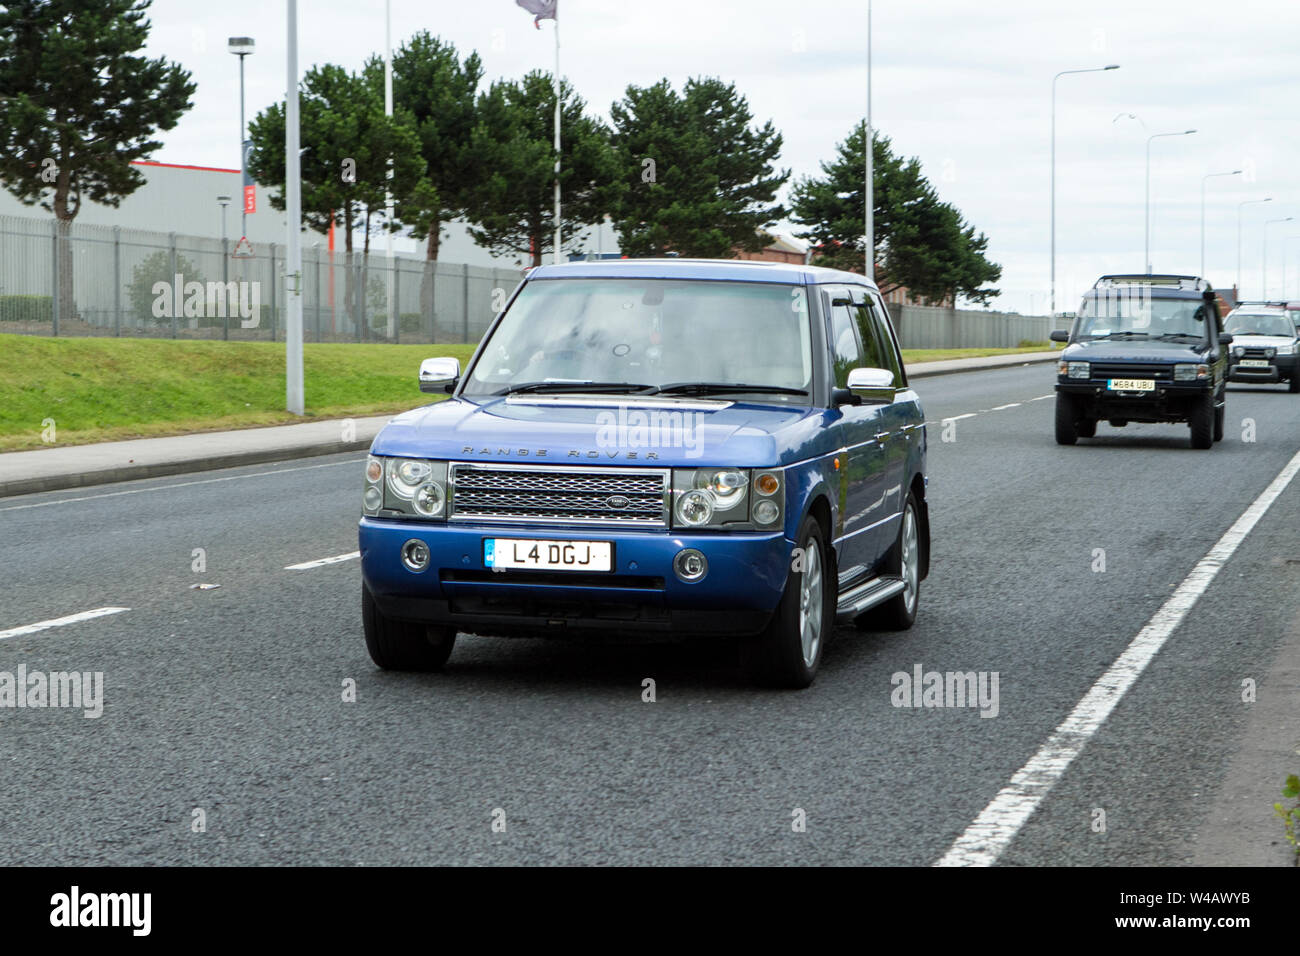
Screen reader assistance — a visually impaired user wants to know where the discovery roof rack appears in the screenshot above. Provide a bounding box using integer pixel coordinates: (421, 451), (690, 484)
(1092, 274), (1211, 292)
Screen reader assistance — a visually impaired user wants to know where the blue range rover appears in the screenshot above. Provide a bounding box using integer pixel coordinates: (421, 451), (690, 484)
(359, 259), (930, 687)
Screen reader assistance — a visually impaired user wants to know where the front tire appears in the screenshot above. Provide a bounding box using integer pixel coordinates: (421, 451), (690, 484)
(362, 585), (456, 671)
(1055, 393), (1079, 445)
(743, 515), (833, 689)
(1189, 393), (1214, 449)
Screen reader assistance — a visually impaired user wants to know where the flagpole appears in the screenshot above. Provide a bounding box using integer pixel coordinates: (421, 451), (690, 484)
(553, 17), (562, 266)
(864, 0), (873, 281)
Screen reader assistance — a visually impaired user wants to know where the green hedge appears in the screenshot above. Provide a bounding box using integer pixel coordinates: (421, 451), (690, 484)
(0, 295), (54, 323)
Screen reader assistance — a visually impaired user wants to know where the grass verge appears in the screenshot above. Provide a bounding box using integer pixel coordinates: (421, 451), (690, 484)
(0, 335), (1057, 452)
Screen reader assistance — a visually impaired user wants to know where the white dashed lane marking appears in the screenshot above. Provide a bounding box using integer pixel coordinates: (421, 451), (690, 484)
(285, 551), (360, 571)
(0, 607), (131, 642)
(991, 403), (1022, 411)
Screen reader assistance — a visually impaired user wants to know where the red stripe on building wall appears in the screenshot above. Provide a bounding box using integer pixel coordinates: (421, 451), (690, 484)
(131, 160), (241, 174)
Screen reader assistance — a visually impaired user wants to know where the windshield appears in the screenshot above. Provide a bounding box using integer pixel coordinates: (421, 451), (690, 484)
(462, 278), (814, 401)
(1076, 292), (1210, 339)
(1226, 311), (1297, 337)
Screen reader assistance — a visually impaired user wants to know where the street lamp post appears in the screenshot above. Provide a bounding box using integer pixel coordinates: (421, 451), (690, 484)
(1263, 217), (1294, 300)
(1200, 170), (1241, 278)
(1145, 129), (1196, 274)
(227, 37), (255, 239)
(1237, 198), (1272, 300)
(1051, 64), (1119, 317)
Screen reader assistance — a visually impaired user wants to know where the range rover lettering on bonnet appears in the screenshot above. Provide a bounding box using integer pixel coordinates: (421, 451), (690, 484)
(459, 446), (661, 460)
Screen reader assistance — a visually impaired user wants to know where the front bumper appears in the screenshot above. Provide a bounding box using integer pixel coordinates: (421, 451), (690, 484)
(1227, 354), (1298, 383)
(358, 517), (795, 638)
(1056, 379), (1210, 422)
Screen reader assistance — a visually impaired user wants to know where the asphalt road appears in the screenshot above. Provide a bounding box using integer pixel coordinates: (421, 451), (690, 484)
(2, 363), (1298, 865)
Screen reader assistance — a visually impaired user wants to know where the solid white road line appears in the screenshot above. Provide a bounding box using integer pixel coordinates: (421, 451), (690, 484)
(1031, 394), (1054, 401)
(285, 551), (360, 571)
(936, 446), (1300, 867)
(0, 606), (130, 642)
(992, 403), (1022, 411)
(0, 458), (364, 513)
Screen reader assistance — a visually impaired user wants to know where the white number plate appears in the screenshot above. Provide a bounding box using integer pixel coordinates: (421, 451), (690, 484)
(1239, 359), (1270, 368)
(1107, 378), (1155, 392)
(484, 538), (612, 571)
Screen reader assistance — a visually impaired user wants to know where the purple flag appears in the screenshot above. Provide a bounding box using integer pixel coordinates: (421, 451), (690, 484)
(516, 0), (557, 28)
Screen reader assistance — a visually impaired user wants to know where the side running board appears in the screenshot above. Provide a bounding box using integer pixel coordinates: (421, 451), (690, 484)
(835, 576), (905, 623)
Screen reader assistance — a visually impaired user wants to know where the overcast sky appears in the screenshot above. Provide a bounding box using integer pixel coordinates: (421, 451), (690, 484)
(140, 0), (1300, 313)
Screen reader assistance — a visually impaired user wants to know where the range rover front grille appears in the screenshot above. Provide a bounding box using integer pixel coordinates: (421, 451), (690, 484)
(448, 463), (669, 526)
(1090, 363), (1174, 380)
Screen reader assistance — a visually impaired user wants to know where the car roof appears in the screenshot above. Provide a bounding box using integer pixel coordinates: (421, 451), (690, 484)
(525, 258), (878, 288)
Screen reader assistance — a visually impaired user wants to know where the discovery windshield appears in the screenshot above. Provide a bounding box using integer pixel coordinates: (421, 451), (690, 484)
(1076, 292), (1212, 340)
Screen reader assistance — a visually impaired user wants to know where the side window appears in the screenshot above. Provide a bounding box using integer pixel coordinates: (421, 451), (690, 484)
(825, 287), (864, 388)
(856, 290), (904, 384)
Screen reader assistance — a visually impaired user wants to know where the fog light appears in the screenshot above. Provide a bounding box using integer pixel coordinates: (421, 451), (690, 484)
(673, 548), (708, 582)
(401, 538), (431, 572)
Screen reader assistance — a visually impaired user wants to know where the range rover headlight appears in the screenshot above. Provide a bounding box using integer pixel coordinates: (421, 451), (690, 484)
(388, 459), (432, 499)
(412, 482), (445, 517)
(1067, 361), (1090, 380)
(694, 469), (747, 509)
(675, 489), (715, 527)
(752, 498), (780, 525)
(1173, 363), (1208, 381)
(369, 458), (449, 520)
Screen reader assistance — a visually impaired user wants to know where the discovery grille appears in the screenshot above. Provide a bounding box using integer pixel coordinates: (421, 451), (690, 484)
(1091, 363), (1174, 381)
(448, 463), (669, 526)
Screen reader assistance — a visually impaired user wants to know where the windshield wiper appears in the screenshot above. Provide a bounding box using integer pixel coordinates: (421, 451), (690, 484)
(496, 381), (655, 396)
(1156, 332), (1205, 341)
(649, 382), (809, 397)
(1100, 331), (1150, 339)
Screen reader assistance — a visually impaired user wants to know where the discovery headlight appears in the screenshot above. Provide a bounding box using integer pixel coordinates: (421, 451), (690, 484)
(1275, 342), (1295, 355)
(1066, 361), (1090, 380)
(1173, 363), (1209, 381)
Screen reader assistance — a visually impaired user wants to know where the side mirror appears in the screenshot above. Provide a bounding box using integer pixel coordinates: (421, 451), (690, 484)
(419, 357), (461, 393)
(1049, 329), (1070, 343)
(1217, 333), (1233, 346)
(846, 367), (896, 405)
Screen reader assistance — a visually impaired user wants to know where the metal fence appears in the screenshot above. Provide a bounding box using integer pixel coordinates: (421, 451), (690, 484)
(0, 211), (1063, 349)
(894, 304), (1062, 350)
(0, 213), (523, 344)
